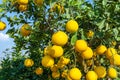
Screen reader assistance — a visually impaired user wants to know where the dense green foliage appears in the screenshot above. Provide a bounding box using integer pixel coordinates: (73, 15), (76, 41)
(0, 0), (120, 80)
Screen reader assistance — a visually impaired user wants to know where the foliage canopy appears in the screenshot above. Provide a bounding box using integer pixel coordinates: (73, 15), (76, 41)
(0, 0), (120, 80)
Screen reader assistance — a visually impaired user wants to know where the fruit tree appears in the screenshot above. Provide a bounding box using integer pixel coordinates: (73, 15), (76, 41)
(0, 0), (120, 80)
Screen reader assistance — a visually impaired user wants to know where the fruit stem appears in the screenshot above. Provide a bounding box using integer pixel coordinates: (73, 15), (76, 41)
(73, 49), (77, 67)
(65, 47), (74, 57)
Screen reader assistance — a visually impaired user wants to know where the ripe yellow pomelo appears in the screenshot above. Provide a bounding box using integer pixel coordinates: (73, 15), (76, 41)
(81, 47), (93, 59)
(105, 48), (117, 59)
(20, 24), (31, 36)
(94, 66), (106, 78)
(66, 20), (79, 33)
(44, 46), (52, 55)
(35, 67), (43, 75)
(52, 31), (68, 46)
(86, 71), (98, 80)
(96, 45), (107, 55)
(69, 68), (82, 80)
(75, 40), (88, 52)
(0, 21), (6, 31)
(19, 5), (27, 11)
(110, 54), (120, 66)
(41, 55), (54, 67)
(108, 67), (117, 78)
(34, 0), (44, 6)
(24, 58), (34, 67)
(50, 45), (64, 58)
(17, 0), (28, 5)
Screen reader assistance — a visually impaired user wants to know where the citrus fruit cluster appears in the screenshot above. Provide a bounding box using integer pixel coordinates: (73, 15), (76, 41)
(2, 0), (118, 79)
(75, 40), (118, 80)
(17, 0), (28, 11)
(17, 0), (44, 11)
(22, 18), (119, 80)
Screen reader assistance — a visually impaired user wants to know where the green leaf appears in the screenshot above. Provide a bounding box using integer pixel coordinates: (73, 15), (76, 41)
(96, 19), (106, 30)
(6, 28), (15, 38)
(71, 32), (78, 45)
(116, 37), (120, 41)
(88, 10), (94, 18)
(113, 28), (119, 36)
(100, 58), (104, 63)
(2, 0), (7, 3)
(115, 78), (120, 80)
(80, 29), (86, 40)
(0, 8), (3, 13)
(102, 0), (108, 6)
(65, 8), (70, 18)
(115, 4), (120, 12)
